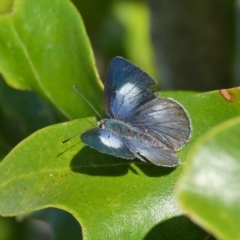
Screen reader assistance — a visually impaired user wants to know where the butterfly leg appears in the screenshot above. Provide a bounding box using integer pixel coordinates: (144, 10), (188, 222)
(127, 146), (146, 162)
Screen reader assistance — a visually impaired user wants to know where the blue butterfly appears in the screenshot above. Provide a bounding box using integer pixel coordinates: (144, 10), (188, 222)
(81, 57), (191, 167)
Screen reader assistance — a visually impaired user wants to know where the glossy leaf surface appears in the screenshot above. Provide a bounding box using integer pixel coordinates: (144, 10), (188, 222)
(0, 88), (240, 239)
(178, 116), (240, 240)
(0, 0), (103, 119)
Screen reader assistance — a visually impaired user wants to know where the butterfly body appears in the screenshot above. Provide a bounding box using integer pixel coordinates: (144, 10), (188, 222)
(101, 118), (165, 148)
(81, 57), (191, 167)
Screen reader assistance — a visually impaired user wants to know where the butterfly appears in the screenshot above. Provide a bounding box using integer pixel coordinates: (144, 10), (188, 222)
(81, 57), (191, 167)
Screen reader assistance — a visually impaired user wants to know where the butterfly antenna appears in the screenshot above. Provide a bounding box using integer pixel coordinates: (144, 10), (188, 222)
(73, 85), (102, 119)
(62, 119), (97, 144)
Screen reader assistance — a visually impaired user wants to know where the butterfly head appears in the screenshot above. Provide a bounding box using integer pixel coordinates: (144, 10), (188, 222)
(97, 119), (107, 129)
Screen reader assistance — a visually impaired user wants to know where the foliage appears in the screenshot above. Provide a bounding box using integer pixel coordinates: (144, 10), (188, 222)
(0, 0), (239, 239)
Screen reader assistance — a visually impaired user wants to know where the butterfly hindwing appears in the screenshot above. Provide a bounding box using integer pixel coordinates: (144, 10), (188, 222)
(81, 128), (135, 159)
(104, 57), (156, 119)
(130, 98), (191, 151)
(125, 138), (179, 166)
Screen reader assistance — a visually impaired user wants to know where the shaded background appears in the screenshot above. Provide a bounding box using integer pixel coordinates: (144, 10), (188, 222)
(72, 0), (237, 90)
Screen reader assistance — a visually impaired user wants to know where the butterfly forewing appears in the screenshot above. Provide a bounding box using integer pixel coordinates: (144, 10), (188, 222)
(104, 57), (156, 120)
(81, 128), (135, 159)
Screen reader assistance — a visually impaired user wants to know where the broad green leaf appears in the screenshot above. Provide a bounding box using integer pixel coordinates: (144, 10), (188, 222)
(175, 87), (240, 160)
(0, 0), (103, 119)
(0, 118), (183, 239)
(177, 116), (240, 240)
(1, 88), (240, 239)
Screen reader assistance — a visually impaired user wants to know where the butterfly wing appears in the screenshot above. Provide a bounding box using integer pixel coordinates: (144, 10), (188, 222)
(104, 57), (156, 119)
(81, 128), (135, 159)
(130, 97), (191, 151)
(125, 138), (179, 167)
(121, 98), (191, 166)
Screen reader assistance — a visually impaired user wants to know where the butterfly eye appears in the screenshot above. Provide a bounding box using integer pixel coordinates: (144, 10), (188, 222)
(97, 119), (106, 129)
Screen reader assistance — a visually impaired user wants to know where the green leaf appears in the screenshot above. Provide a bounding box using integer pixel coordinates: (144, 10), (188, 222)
(1, 88), (240, 238)
(175, 88), (240, 161)
(0, 118), (183, 239)
(177, 116), (240, 240)
(0, 0), (103, 119)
